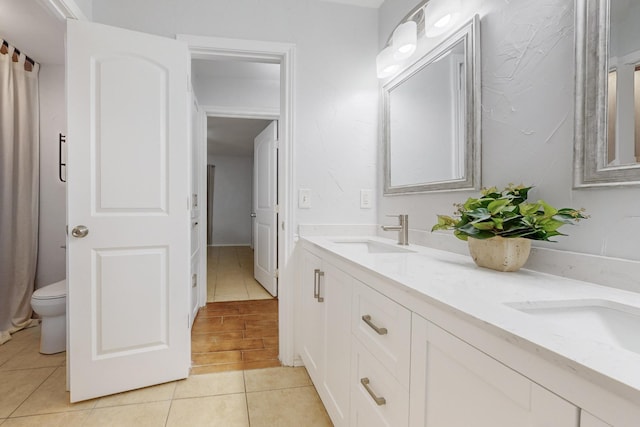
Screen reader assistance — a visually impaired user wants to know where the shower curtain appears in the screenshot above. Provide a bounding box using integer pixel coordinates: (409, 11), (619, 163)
(0, 41), (40, 345)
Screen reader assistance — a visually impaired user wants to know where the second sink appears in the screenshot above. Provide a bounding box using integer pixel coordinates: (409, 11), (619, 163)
(506, 299), (640, 355)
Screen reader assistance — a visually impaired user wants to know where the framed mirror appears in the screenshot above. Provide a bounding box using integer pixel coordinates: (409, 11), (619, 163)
(574, 0), (640, 187)
(383, 15), (480, 194)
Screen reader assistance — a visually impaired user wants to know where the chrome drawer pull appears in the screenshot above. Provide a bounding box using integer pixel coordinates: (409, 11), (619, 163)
(360, 377), (386, 406)
(313, 269), (325, 302)
(362, 315), (387, 335)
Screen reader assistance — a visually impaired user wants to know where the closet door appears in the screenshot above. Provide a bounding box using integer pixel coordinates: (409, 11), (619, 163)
(67, 19), (190, 402)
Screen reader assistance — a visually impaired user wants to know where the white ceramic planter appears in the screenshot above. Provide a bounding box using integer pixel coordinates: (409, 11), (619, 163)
(467, 236), (531, 272)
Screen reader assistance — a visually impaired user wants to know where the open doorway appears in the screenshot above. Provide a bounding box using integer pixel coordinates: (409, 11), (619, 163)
(206, 116), (274, 302)
(190, 57), (282, 374)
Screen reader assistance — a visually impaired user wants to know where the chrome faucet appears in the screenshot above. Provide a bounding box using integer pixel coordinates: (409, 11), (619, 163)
(381, 214), (409, 245)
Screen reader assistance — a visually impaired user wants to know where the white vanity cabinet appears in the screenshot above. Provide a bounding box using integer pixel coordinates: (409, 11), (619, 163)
(410, 313), (580, 427)
(298, 239), (640, 427)
(299, 250), (352, 426)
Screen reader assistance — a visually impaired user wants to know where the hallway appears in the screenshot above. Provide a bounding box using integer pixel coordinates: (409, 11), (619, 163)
(207, 246), (273, 302)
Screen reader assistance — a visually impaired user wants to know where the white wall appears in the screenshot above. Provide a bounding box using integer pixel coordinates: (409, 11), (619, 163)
(208, 155), (253, 246)
(378, 0), (640, 262)
(92, 0), (380, 226)
(71, 0), (93, 20)
(192, 74), (280, 111)
(36, 64), (66, 288)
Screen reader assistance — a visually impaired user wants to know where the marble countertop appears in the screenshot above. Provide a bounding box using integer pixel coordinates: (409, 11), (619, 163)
(301, 235), (640, 404)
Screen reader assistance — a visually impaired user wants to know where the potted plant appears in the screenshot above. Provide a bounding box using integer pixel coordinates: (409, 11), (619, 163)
(432, 185), (588, 271)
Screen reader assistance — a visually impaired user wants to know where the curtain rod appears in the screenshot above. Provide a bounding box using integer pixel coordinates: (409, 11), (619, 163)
(1, 39), (36, 67)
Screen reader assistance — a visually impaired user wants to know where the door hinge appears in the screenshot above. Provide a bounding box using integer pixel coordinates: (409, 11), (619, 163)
(274, 269), (279, 279)
(274, 204), (279, 213)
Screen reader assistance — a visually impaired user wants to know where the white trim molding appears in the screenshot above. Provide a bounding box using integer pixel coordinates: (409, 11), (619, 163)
(179, 34), (298, 367)
(201, 105), (280, 120)
(39, 0), (89, 21)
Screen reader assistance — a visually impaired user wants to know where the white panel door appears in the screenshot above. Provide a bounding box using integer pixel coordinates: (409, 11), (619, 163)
(66, 20), (190, 402)
(253, 121), (278, 296)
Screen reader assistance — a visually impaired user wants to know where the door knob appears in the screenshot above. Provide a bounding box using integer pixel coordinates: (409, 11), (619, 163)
(250, 213), (257, 218)
(71, 225), (89, 238)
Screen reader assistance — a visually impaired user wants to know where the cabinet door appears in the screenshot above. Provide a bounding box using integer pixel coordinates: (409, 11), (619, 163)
(320, 263), (352, 426)
(299, 250), (324, 383)
(410, 314), (579, 427)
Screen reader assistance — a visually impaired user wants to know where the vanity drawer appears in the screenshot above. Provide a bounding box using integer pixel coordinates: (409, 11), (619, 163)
(352, 280), (411, 387)
(350, 337), (409, 427)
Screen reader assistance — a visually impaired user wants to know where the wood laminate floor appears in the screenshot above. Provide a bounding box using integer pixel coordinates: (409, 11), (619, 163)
(191, 299), (280, 375)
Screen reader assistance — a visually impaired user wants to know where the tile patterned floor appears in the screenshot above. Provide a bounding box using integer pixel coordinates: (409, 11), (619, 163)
(0, 326), (332, 426)
(191, 300), (280, 375)
(207, 246), (274, 302)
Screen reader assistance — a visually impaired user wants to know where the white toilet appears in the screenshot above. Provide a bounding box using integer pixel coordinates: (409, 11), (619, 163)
(31, 279), (67, 354)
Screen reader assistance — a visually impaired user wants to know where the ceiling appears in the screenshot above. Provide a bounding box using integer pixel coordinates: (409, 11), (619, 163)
(0, 0), (65, 65)
(207, 117), (272, 157)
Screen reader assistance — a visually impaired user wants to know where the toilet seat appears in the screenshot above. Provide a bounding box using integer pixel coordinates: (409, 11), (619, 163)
(32, 280), (66, 300)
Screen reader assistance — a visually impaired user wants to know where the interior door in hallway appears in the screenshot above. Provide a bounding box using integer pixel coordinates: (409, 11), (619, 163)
(253, 121), (278, 297)
(66, 19), (190, 402)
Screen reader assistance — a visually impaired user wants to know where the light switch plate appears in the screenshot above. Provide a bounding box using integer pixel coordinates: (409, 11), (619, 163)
(360, 189), (373, 209)
(299, 188), (311, 209)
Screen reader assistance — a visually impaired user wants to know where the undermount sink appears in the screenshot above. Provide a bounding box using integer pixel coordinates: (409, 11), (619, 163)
(330, 239), (416, 254)
(506, 299), (640, 355)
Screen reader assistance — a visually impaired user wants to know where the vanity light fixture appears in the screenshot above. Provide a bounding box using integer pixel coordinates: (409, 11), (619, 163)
(377, 0), (462, 79)
(392, 21), (417, 60)
(376, 6), (423, 79)
(376, 46), (401, 79)
(424, 0), (461, 38)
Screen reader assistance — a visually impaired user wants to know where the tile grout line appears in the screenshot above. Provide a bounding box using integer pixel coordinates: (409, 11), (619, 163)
(242, 370), (252, 427)
(6, 364), (58, 419)
(164, 376), (179, 427)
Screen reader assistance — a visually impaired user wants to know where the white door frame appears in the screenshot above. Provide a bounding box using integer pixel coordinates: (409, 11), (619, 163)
(179, 34), (297, 366)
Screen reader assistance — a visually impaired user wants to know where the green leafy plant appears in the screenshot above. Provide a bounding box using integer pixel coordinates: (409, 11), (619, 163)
(431, 185), (588, 241)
